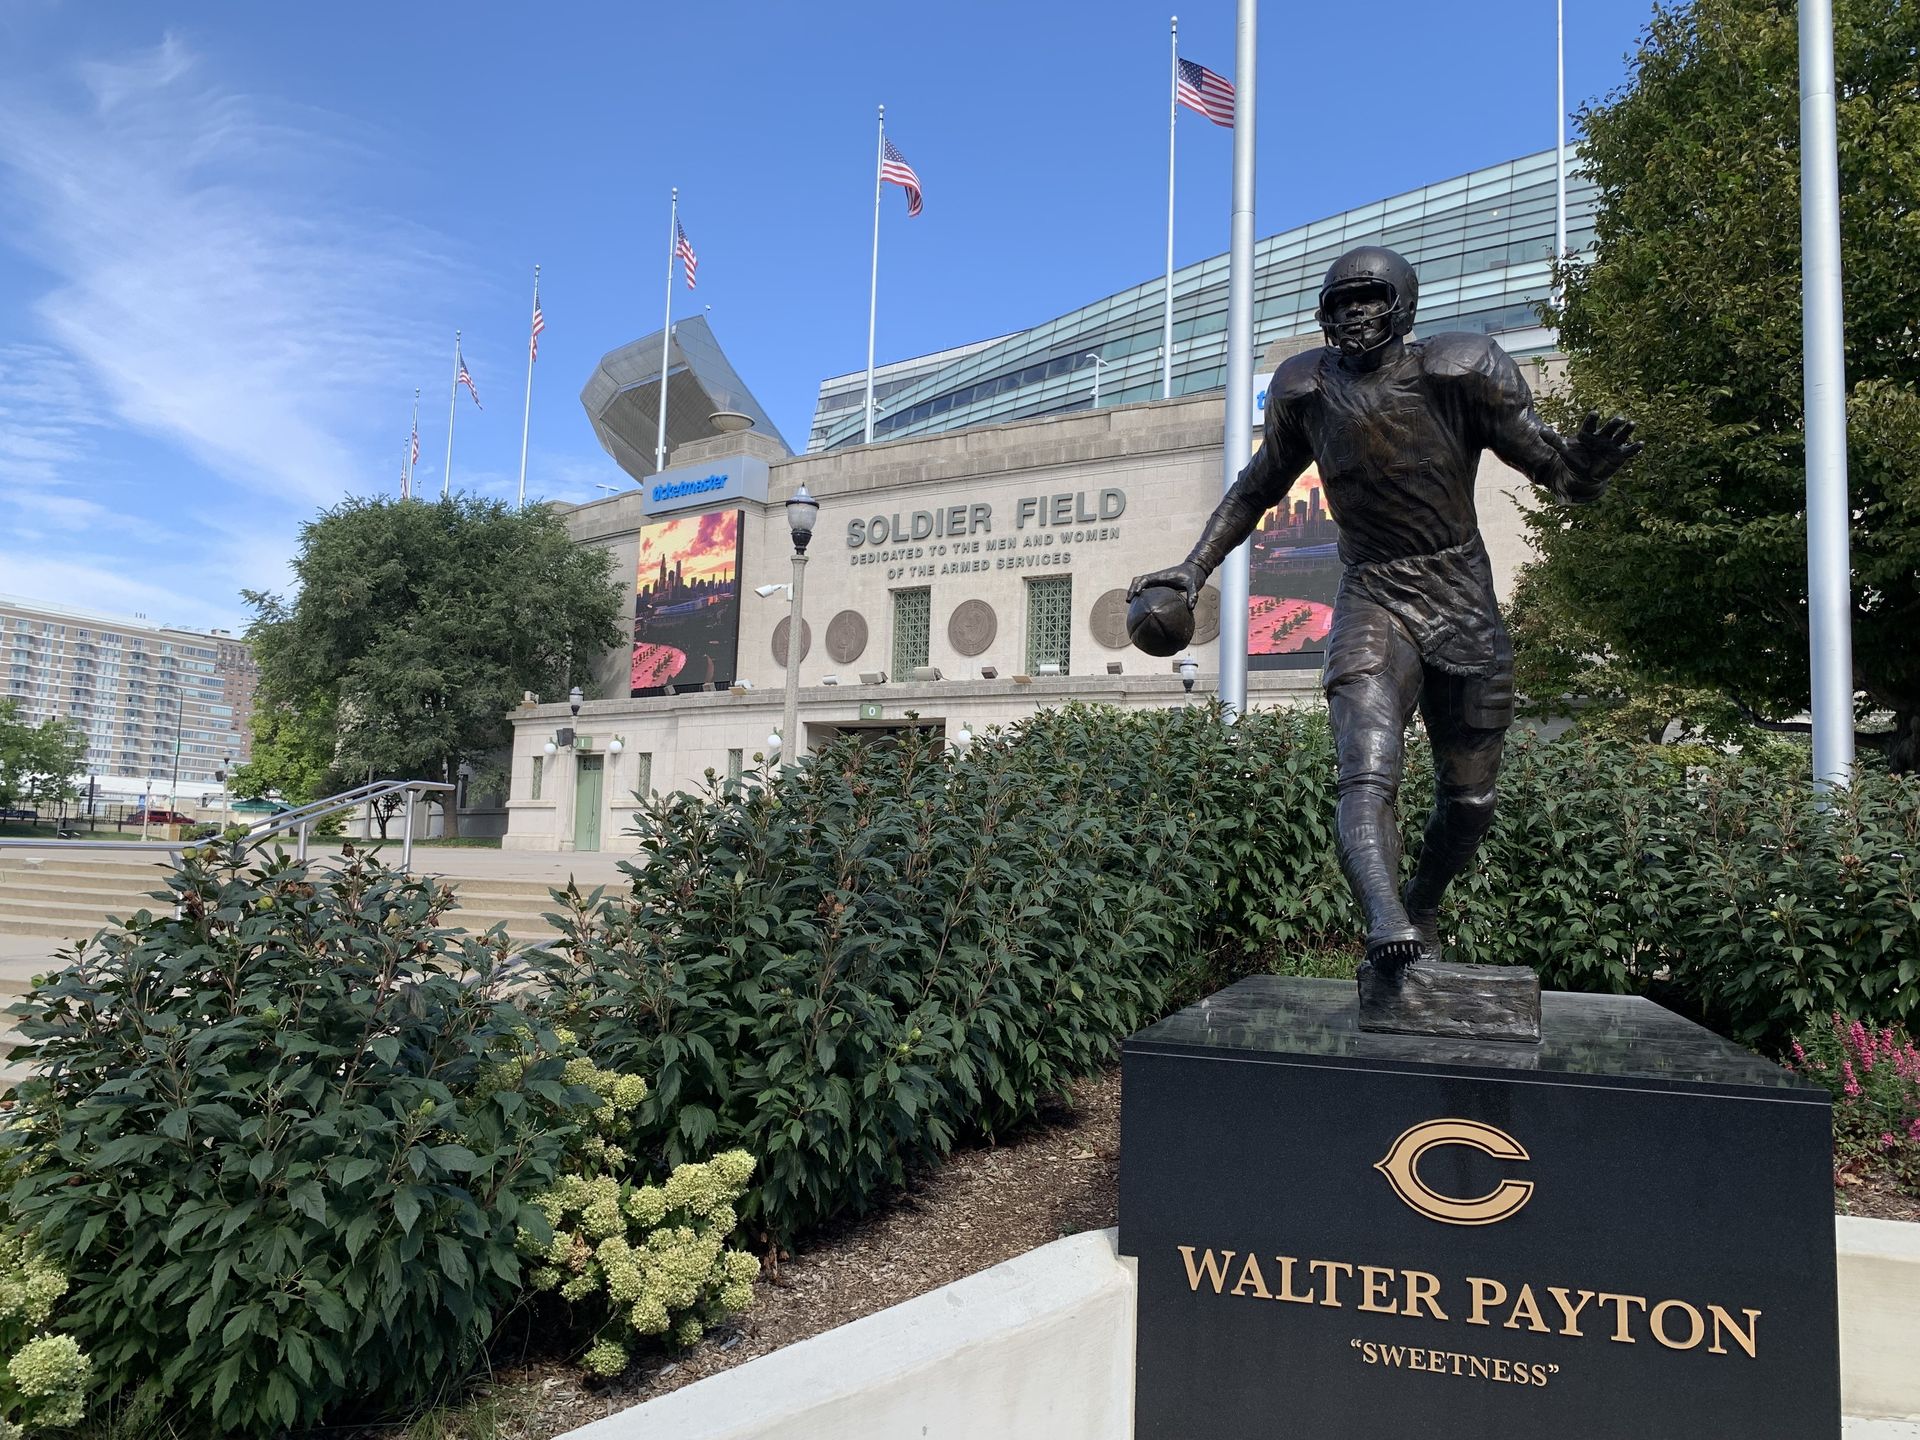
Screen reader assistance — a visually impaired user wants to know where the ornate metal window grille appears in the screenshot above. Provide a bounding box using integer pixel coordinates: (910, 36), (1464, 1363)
(892, 587), (932, 676)
(726, 748), (743, 784)
(633, 751), (653, 798)
(529, 755), (543, 800)
(1026, 577), (1073, 673)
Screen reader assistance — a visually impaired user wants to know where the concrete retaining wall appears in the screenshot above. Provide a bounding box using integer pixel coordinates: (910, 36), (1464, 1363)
(564, 1218), (1920, 1439)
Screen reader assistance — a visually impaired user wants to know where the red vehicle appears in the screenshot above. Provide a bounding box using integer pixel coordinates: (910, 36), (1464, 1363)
(124, 809), (195, 826)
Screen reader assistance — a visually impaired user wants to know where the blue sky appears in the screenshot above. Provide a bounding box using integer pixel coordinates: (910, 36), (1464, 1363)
(0, 0), (1657, 632)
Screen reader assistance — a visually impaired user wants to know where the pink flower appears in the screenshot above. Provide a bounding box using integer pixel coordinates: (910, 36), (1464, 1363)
(1792, 1041), (1808, 1065)
(1909, 1117), (1920, 1141)
(1841, 1059), (1862, 1098)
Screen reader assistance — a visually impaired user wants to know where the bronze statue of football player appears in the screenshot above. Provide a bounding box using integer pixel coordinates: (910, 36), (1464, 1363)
(1131, 245), (1641, 978)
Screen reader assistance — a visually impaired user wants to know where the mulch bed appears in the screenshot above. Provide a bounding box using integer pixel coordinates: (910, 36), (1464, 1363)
(363, 1061), (1914, 1439)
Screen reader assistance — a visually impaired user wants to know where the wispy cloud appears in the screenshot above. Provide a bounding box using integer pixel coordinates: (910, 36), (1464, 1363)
(0, 34), (454, 507)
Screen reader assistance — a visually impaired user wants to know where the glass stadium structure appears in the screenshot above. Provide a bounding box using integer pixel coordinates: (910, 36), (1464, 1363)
(808, 147), (1593, 454)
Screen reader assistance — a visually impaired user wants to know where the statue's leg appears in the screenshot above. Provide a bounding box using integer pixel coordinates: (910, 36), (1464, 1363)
(1402, 666), (1511, 959)
(1324, 602), (1424, 975)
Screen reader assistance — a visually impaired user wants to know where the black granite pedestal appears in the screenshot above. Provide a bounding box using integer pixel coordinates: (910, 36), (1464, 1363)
(1118, 976), (1839, 1440)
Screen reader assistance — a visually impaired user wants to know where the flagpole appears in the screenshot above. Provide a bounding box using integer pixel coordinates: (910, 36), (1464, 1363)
(401, 435), (410, 500)
(1554, 0), (1567, 289)
(1218, 0), (1257, 719)
(519, 264), (539, 510)
(863, 105), (885, 444)
(656, 191), (676, 474)
(1164, 16), (1178, 399)
(407, 387), (419, 500)
(444, 330), (459, 499)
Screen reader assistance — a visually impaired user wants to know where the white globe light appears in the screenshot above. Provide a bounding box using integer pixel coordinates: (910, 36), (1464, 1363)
(542, 740), (558, 756)
(767, 732), (782, 752)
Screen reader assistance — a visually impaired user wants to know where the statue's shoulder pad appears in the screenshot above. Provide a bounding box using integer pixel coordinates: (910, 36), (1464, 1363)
(1418, 331), (1518, 381)
(1268, 348), (1324, 401)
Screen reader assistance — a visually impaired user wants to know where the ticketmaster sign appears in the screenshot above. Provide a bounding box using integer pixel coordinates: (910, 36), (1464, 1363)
(640, 455), (772, 516)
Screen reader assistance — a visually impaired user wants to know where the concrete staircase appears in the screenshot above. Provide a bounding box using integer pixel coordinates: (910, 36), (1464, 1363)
(0, 850), (610, 949)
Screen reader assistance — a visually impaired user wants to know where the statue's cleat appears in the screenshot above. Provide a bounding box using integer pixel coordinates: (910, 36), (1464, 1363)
(1364, 929), (1425, 980)
(1401, 883), (1443, 963)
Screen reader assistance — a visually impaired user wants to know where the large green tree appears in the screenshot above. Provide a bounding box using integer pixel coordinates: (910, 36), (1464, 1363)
(1542, 0), (1920, 770)
(244, 496), (624, 825)
(0, 699), (88, 813)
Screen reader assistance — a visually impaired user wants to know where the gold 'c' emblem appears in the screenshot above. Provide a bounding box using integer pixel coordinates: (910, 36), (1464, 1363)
(1374, 1119), (1534, 1226)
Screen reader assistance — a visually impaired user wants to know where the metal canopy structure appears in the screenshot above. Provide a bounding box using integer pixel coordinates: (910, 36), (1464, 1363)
(581, 314), (791, 482)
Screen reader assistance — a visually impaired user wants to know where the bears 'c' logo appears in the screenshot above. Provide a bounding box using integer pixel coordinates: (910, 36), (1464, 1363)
(1374, 1119), (1534, 1226)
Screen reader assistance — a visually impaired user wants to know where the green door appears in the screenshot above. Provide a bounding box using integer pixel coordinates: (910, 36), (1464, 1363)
(573, 755), (604, 852)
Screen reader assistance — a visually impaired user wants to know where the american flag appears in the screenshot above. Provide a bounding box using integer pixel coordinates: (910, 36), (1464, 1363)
(457, 347), (481, 409)
(675, 221), (698, 290)
(881, 138), (923, 217)
(410, 424), (420, 466)
(1176, 57), (1235, 127)
(529, 295), (546, 361)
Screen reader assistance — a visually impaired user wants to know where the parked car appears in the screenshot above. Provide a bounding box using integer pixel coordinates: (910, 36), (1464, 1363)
(124, 809), (195, 826)
(0, 807), (38, 822)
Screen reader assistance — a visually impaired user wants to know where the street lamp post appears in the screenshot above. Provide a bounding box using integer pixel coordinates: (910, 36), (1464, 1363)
(779, 485), (820, 769)
(167, 688), (184, 818)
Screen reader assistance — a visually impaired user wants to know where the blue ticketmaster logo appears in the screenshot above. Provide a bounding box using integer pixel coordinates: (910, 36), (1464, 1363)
(651, 474), (729, 503)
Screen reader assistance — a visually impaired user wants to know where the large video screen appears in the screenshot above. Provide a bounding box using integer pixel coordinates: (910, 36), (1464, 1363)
(631, 509), (744, 696)
(1248, 468), (1341, 669)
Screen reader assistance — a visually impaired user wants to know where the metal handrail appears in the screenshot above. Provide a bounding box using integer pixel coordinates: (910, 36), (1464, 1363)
(0, 778), (455, 871)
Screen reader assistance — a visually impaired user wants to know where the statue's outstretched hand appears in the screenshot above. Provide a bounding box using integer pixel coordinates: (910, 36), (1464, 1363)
(1544, 411), (1643, 501)
(1128, 560), (1207, 609)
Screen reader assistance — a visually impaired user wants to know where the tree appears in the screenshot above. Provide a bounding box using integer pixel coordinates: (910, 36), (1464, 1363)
(226, 696), (337, 806)
(0, 700), (88, 813)
(1543, 0), (1920, 771)
(244, 496), (625, 833)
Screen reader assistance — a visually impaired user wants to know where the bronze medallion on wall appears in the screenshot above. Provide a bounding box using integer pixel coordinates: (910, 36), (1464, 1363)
(1088, 588), (1132, 650)
(771, 617), (813, 667)
(825, 609), (868, 664)
(947, 598), (998, 656)
(1192, 584), (1222, 644)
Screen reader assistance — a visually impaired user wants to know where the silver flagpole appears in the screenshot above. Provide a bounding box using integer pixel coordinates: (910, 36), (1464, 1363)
(1217, 0), (1257, 719)
(518, 263), (539, 510)
(1164, 16), (1178, 399)
(1799, 0), (1856, 788)
(401, 435), (409, 499)
(656, 192), (677, 474)
(863, 106), (886, 444)
(407, 387), (419, 500)
(444, 330), (459, 499)
(1555, 0), (1568, 287)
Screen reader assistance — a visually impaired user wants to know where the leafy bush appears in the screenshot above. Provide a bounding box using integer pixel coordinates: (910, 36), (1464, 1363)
(541, 704), (1919, 1244)
(1790, 1014), (1920, 1194)
(537, 703), (1346, 1243)
(1444, 732), (1920, 1047)
(2, 845), (600, 1435)
(0, 1233), (91, 1434)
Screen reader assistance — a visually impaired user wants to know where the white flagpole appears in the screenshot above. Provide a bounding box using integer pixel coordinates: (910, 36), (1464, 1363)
(401, 435), (409, 500)
(1164, 16), (1178, 399)
(518, 263), (539, 510)
(444, 330), (459, 499)
(863, 105), (885, 444)
(1217, 0), (1257, 719)
(656, 192), (677, 474)
(406, 387), (419, 500)
(1799, 0), (1856, 788)
(1555, 0), (1567, 281)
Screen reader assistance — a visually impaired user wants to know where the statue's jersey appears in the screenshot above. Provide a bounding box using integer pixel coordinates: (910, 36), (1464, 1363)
(1245, 333), (1569, 568)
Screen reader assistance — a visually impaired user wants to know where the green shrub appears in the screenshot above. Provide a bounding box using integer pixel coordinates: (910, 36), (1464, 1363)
(536, 703), (1342, 1242)
(540, 704), (1918, 1245)
(0, 1232), (91, 1434)
(2, 845), (599, 1435)
(1444, 731), (1920, 1047)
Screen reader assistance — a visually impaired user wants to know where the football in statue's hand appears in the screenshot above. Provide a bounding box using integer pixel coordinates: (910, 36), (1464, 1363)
(1127, 584), (1196, 657)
